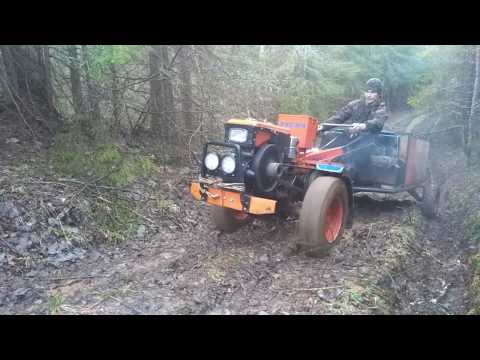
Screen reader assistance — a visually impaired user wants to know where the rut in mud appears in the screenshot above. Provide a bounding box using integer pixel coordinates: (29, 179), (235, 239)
(0, 113), (474, 314)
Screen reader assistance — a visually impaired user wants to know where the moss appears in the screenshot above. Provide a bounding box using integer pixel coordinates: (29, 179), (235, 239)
(51, 126), (90, 178)
(51, 128), (153, 187)
(49, 127), (154, 245)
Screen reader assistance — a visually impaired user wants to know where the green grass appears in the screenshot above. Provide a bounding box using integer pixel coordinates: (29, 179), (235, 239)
(327, 281), (392, 315)
(51, 127), (153, 187)
(50, 126), (155, 244)
(468, 260), (480, 315)
(468, 242), (480, 314)
(92, 198), (141, 245)
(48, 293), (65, 315)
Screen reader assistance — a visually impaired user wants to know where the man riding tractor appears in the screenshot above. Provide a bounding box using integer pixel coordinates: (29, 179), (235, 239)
(319, 78), (388, 135)
(315, 78), (390, 181)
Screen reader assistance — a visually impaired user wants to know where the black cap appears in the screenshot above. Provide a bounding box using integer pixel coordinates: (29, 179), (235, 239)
(366, 78), (383, 94)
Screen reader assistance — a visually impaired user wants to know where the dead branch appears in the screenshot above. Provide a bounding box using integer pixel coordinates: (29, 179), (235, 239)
(47, 275), (109, 282)
(0, 70), (37, 139)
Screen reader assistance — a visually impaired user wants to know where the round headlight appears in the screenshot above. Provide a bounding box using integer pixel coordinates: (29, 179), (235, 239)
(221, 155), (236, 174)
(204, 152), (219, 171)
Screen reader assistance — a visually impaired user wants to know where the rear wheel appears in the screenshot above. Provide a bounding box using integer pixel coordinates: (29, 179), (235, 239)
(420, 170), (439, 218)
(297, 177), (349, 257)
(211, 207), (251, 233)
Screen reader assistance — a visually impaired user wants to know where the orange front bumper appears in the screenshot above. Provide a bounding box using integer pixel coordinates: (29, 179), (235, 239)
(190, 182), (276, 215)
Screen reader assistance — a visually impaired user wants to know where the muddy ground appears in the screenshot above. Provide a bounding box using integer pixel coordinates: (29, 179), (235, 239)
(0, 113), (475, 314)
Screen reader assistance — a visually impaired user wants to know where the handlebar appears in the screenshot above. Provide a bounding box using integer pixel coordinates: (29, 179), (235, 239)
(318, 123), (355, 132)
(321, 123), (355, 128)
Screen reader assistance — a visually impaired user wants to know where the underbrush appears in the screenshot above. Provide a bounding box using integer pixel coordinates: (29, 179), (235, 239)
(385, 207), (423, 269)
(51, 124), (153, 187)
(444, 166), (480, 314)
(326, 279), (393, 315)
(90, 197), (141, 245)
(49, 124), (156, 244)
(329, 207), (424, 314)
(469, 254), (480, 314)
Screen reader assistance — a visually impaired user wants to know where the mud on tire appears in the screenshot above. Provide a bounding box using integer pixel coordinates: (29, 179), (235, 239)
(420, 170), (440, 219)
(211, 207), (252, 233)
(297, 176), (349, 257)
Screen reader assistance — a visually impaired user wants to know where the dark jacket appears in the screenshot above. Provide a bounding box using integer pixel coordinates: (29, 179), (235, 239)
(326, 97), (388, 133)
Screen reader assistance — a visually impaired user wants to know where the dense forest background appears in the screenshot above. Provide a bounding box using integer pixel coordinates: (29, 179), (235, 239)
(1, 45), (479, 167)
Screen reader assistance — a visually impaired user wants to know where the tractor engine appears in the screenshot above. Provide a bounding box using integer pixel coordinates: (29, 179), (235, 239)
(200, 115), (319, 201)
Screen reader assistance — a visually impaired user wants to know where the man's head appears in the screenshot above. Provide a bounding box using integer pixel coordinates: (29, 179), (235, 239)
(364, 78), (383, 105)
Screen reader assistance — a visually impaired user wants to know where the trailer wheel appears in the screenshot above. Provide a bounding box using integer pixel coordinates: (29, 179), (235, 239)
(298, 177), (349, 257)
(211, 207), (251, 233)
(420, 170), (439, 219)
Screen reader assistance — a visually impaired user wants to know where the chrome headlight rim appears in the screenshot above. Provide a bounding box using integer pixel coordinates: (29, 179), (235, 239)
(204, 152), (220, 171)
(221, 155), (236, 174)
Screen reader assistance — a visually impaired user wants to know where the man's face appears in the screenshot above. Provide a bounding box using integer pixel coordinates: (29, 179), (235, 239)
(365, 90), (379, 105)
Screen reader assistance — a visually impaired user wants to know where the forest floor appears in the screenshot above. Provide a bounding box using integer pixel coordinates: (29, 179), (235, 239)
(0, 112), (476, 314)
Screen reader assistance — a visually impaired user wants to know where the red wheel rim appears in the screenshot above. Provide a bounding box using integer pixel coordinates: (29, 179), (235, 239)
(232, 210), (249, 220)
(324, 197), (344, 243)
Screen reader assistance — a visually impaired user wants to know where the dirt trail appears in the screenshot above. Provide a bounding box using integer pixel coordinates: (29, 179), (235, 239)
(389, 215), (471, 314)
(0, 191), (410, 314)
(2, 171), (468, 314)
(1, 111), (473, 314)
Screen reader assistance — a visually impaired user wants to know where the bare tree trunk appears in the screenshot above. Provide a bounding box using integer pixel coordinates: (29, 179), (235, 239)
(0, 46), (19, 95)
(466, 45), (480, 166)
(149, 46), (175, 140)
(110, 63), (121, 133)
(179, 45), (193, 134)
(0, 48), (35, 137)
(68, 46), (83, 115)
(149, 46), (162, 135)
(39, 46), (55, 113)
(159, 45), (174, 142)
(0, 45), (60, 134)
(461, 46), (475, 145)
(81, 45), (101, 122)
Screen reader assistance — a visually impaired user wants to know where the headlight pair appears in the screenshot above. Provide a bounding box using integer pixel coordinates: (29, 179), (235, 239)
(204, 152), (236, 174)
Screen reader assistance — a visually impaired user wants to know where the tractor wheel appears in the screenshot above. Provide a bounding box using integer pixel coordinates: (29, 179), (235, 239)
(211, 207), (251, 233)
(420, 170), (440, 219)
(298, 177), (349, 257)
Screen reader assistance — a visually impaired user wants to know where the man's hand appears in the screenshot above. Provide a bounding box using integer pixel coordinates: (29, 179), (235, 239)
(349, 123), (367, 133)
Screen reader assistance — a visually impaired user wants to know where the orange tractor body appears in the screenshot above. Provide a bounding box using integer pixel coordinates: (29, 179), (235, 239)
(190, 113), (434, 256)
